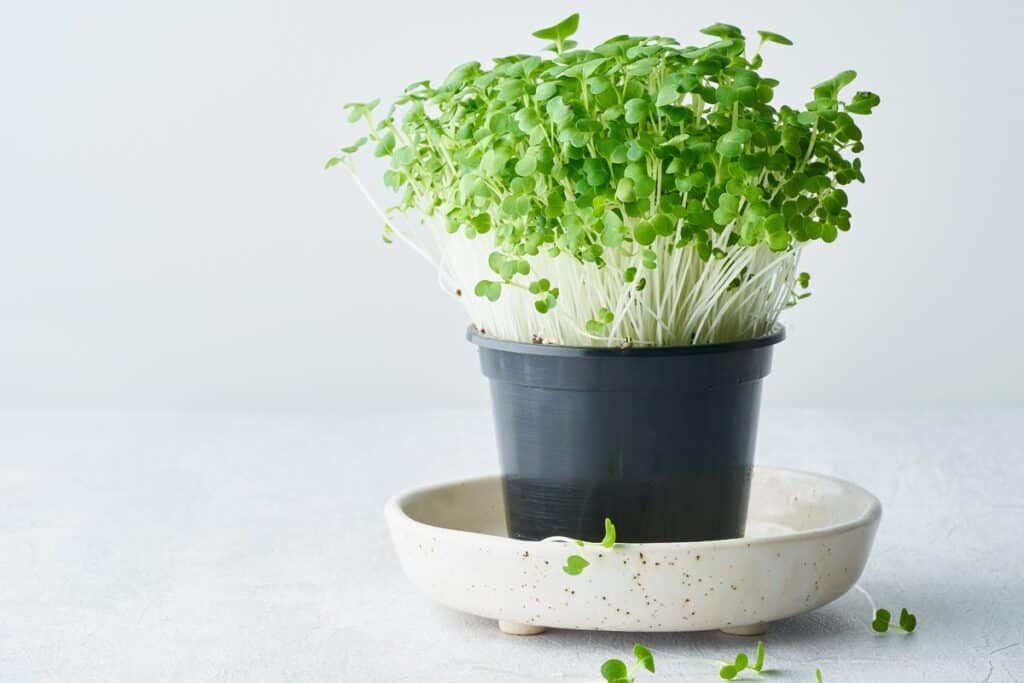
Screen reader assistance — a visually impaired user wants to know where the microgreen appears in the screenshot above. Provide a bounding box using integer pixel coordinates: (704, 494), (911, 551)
(719, 641), (766, 679)
(561, 517), (616, 575)
(601, 644), (656, 682)
(871, 608), (891, 633)
(872, 607), (917, 633)
(562, 554), (590, 575)
(601, 517), (616, 548)
(332, 14), (878, 346)
(816, 668), (824, 682)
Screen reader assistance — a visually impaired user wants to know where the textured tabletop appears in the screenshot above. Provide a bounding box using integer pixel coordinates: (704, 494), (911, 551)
(0, 408), (1021, 682)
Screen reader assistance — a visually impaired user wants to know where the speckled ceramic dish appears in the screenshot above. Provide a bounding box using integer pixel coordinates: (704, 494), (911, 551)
(385, 467), (881, 635)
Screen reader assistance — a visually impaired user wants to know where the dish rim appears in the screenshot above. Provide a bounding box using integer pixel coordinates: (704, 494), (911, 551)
(386, 466), (882, 550)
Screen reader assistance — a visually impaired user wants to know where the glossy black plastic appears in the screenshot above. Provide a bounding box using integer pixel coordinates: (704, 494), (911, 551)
(468, 326), (785, 543)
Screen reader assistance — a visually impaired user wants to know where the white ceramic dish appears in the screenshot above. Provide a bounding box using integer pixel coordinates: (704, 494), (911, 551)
(385, 467), (881, 635)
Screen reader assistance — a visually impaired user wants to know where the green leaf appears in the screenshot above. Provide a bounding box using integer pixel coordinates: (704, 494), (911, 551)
(601, 210), (625, 248)
(633, 644), (655, 673)
(797, 111), (819, 126)
(651, 213), (675, 236)
(872, 608), (891, 633)
(601, 518), (616, 548)
(816, 668), (824, 682)
(470, 213), (492, 234)
(624, 267), (637, 283)
(813, 70), (857, 99)
(753, 640), (765, 671)
(585, 158), (609, 187)
(733, 653), (748, 671)
(535, 82), (558, 101)
(563, 554), (590, 575)
(532, 13), (580, 44)
(498, 79), (525, 102)
(546, 96), (574, 125)
(846, 91), (881, 115)
(515, 155), (538, 177)
(324, 156), (344, 170)
(624, 98), (649, 125)
(600, 658), (629, 682)
(634, 220), (656, 246)
(716, 128), (752, 157)
(701, 22), (743, 39)
(757, 30), (793, 46)
(515, 108), (542, 132)
(473, 280), (502, 302)
(529, 278), (550, 294)
(716, 85), (737, 107)
(656, 84), (679, 107)
(374, 131), (396, 157)
(768, 230), (791, 251)
(720, 664), (738, 680)
(615, 178), (636, 203)
(481, 148), (510, 176)
(344, 99), (379, 123)
(642, 249), (656, 270)
(899, 608), (917, 633)
(339, 137), (367, 154)
(713, 193), (740, 226)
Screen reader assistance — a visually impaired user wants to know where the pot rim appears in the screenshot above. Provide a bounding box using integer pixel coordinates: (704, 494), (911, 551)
(467, 324), (784, 358)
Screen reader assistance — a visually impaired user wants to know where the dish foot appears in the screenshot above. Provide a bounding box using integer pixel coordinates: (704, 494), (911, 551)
(498, 620), (547, 635)
(720, 622), (768, 636)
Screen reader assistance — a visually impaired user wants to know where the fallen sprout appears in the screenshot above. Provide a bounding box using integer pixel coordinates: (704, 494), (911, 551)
(561, 517), (616, 575)
(601, 644), (655, 682)
(872, 607), (917, 633)
(719, 640), (766, 679)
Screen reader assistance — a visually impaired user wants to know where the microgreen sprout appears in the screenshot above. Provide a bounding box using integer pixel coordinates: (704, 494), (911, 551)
(719, 640), (766, 679)
(562, 554), (590, 575)
(601, 644), (656, 682)
(816, 668), (824, 682)
(872, 607), (917, 633)
(561, 517), (616, 575)
(331, 14), (878, 347)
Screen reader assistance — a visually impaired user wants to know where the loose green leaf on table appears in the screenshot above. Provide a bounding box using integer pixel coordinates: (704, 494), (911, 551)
(633, 644), (655, 673)
(899, 607), (917, 632)
(872, 608), (891, 632)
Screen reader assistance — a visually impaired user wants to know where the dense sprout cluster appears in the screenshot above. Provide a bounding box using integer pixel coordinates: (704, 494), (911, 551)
(330, 15), (878, 346)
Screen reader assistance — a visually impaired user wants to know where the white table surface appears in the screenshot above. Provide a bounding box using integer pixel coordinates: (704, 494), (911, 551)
(1, 407), (1021, 682)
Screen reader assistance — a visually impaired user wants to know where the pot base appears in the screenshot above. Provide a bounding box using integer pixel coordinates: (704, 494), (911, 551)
(498, 620), (547, 635)
(720, 622), (769, 636)
(386, 467), (881, 633)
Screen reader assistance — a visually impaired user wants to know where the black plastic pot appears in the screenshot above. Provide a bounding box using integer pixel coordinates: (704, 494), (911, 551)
(468, 326), (785, 543)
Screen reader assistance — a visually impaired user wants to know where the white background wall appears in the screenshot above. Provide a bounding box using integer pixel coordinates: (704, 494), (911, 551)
(2, 0), (1021, 410)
